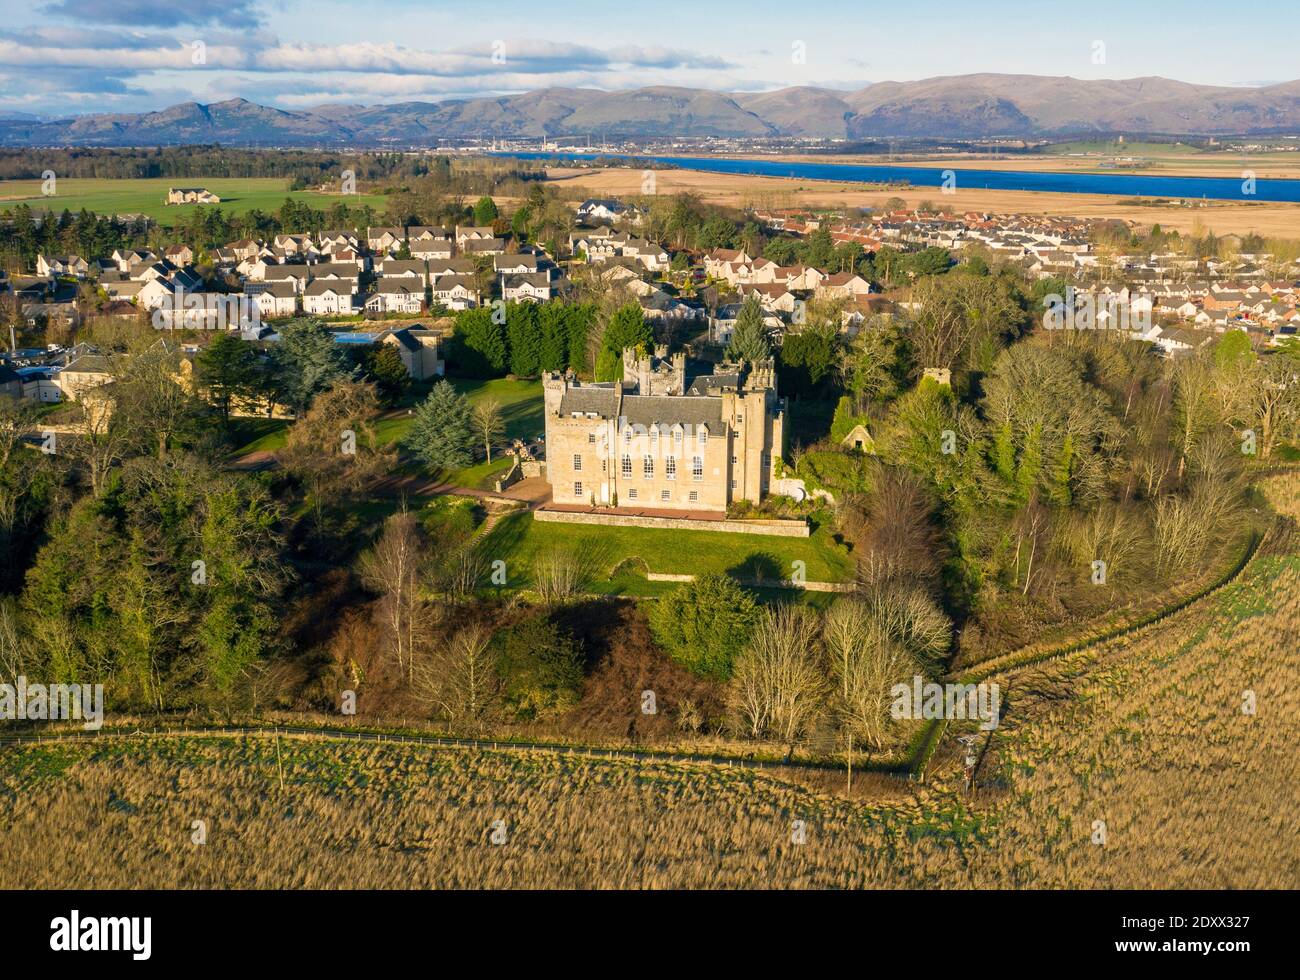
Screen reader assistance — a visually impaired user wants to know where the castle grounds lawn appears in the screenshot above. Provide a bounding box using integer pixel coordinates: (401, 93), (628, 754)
(376, 377), (544, 449)
(229, 417), (289, 455)
(0, 177), (386, 222)
(480, 508), (854, 596)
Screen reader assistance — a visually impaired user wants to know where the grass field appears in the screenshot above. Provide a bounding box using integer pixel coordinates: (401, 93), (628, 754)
(480, 508), (855, 594)
(0, 177), (387, 222)
(373, 377), (545, 449)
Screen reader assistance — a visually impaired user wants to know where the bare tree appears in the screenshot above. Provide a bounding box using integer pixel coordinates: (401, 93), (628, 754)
(533, 546), (589, 606)
(729, 605), (826, 755)
(413, 624), (497, 725)
(280, 379), (396, 531)
(357, 503), (429, 682)
(824, 598), (921, 789)
(472, 397), (505, 463)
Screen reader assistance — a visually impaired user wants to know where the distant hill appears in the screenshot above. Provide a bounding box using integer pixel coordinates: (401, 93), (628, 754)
(2, 74), (1299, 146)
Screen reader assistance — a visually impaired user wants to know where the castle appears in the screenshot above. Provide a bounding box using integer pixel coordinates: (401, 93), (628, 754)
(542, 347), (786, 512)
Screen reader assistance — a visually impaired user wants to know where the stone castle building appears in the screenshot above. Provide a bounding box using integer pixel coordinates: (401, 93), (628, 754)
(542, 347), (786, 511)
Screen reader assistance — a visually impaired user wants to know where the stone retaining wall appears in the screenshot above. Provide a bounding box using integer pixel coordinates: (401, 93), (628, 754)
(534, 508), (810, 538)
(645, 572), (852, 592)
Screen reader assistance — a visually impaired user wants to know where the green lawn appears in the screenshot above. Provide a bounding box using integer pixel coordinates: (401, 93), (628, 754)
(0, 177), (387, 222)
(377, 377), (544, 448)
(226, 377), (542, 489)
(480, 509), (854, 596)
(229, 417), (289, 455)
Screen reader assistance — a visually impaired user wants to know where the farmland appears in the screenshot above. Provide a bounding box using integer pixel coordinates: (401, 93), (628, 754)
(0, 177), (387, 221)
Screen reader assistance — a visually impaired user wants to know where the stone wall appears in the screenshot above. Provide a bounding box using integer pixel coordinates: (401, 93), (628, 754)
(644, 572), (852, 592)
(534, 508), (809, 538)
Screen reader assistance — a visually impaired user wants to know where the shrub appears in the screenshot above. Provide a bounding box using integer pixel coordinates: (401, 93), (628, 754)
(495, 613), (584, 717)
(647, 573), (759, 680)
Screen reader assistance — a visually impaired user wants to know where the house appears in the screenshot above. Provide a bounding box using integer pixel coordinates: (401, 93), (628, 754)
(621, 238), (669, 272)
(577, 199), (631, 223)
(226, 239), (260, 262)
(262, 266), (310, 294)
(739, 283), (798, 315)
(500, 272), (555, 303)
(58, 354), (115, 400)
(818, 272), (873, 299)
(274, 234), (316, 257)
(112, 249), (156, 272)
(376, 327), (443, 380)
(365, 279), (424, 314)
(303, 280), (358, 316)
(704, 248), (753, 280)
(430, 275), (480, 310)
(455, 225), (496, 243)
(166, 187), (220, 205)
(461, 238), (507, 257)
(317, 230), (361, 253)
(367, 226), (405, 253)
(494, 253), (542, 275)
(542, 347), (785, 511)
(245, 281), (298, 318)
(137, 278), (177, 311)
(411, 237), (454, 260)
(376, 259), (431, 288)
(308, 262), (362, 286)
(36, 254), (89, 279)
(163, 244), (194, 267)
(426, 258), (478, 279)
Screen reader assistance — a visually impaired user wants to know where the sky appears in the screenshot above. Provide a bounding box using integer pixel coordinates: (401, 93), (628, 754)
(0, 0), (1296, 117)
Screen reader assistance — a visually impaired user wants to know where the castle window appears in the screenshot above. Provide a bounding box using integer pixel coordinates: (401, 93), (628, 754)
(692, 456), (703, 481)
(574, 481), (583, 497)
(665, 456), (676, 480)
(588, 432), (596, 443)
(697, 427), (708, 447)
(688, 491), (699, 503)
(621, 455), (632, 478)
(643, 455), (654, 478)
(660, 490), (671, 502)
(572, 454), (582, 472)
(628, 488), (638, 500)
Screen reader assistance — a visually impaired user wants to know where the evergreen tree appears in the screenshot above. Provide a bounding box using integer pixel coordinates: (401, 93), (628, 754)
(473, 196), (499, 226)
(451, 308), (507, 378)
(726, 295), (771, 364)
(506, 302), (542, 377)
(270, 319), (354, 415)
(195, 333), (260, 425)
(404, 380), (476, 469)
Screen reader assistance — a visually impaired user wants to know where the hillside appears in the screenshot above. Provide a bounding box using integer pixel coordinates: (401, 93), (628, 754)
(3, 74), (1300, 146)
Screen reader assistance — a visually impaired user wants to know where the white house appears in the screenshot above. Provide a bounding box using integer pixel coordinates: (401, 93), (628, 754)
(365, 278), (424, 314)
(303, 280), (358, 315)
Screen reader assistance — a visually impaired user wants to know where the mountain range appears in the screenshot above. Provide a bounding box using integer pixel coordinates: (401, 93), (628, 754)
(3, 74), (1299, 146)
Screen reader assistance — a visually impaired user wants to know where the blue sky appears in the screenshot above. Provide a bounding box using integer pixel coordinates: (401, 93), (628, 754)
(0, 0), (1296, 116)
